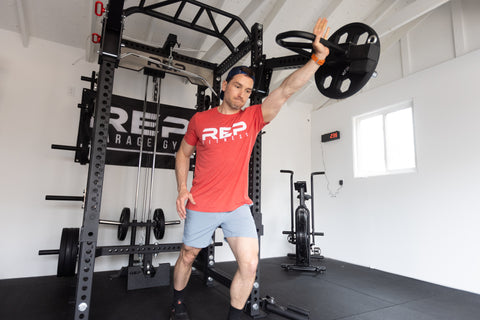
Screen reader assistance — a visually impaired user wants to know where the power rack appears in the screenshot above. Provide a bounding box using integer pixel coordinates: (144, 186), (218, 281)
(57, 1), (315, 319)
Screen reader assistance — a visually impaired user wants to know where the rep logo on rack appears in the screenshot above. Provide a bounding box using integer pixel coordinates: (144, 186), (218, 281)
(104, 94), (196, 169)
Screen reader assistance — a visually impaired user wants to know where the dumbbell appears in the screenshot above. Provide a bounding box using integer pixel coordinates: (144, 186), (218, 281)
(102, 208), (180, 241)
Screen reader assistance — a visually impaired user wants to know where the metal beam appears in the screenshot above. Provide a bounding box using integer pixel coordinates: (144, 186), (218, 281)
(400, 33), (411, 77)
(366, 0), (397, 26)
(451, 0), (466, 57)
(189, 0), (226, 58)
(375, 0), (450, 38)
(217, 0), (288, 69)
(260, 0), (287, 34)
(14, 0), (29, 47)
(145, 15), (156, 43)
(381, 14), (430, 53)
(322, 0), (345, 19)
(200, 0), (260, 62)
(124, 0), (251, 54)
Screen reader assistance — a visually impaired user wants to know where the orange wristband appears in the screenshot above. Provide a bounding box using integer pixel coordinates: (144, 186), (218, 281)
(311, 53), (325, 66)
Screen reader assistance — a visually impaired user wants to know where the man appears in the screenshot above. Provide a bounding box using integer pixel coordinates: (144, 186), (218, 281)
(171, 17), (330, 320)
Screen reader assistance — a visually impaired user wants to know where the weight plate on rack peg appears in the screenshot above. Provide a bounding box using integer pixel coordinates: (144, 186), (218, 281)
(57, 228), (79, 277)
(117, 207), (130, 241)
(153, 208), (166, 240)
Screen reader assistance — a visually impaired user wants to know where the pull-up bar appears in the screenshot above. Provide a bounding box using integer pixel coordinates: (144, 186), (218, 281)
(124, 0), (252, 53)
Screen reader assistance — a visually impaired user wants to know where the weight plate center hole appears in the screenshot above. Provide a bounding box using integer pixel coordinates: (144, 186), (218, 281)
(367, 35), (378, 44)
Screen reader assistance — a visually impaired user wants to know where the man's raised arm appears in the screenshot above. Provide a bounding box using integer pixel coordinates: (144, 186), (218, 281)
(261, 17), (331, 123)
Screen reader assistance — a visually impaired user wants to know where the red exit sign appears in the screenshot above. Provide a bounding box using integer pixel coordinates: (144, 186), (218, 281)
(321, 130), (340, 142)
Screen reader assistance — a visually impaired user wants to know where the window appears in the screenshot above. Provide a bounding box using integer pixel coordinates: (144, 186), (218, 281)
(354, 100), (416, 177)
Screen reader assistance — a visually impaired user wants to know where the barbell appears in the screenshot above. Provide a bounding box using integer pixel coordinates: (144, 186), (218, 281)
(276, 22), (380, 99)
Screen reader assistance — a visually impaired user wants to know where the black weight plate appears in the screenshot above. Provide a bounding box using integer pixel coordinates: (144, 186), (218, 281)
(315, 22), (380, 99)
(117, 207), (130, 241)
(57, 228), (79, 277)
(66, 228), (79, 276)
(153, 208), (165, 240)
(57, 228), (68, 276)
(295, 207), (310, 266)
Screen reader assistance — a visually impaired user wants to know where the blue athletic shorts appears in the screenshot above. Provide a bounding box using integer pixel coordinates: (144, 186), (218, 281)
(183, 204), (258, 248)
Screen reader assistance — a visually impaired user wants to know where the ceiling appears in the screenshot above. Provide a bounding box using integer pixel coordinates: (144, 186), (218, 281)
(1, 0), (451, 105)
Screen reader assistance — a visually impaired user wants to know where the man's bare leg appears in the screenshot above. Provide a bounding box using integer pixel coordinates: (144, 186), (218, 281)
(173, 244), (202, 290)
(171, 244), (202, 319)
(227, 237), (259, 309)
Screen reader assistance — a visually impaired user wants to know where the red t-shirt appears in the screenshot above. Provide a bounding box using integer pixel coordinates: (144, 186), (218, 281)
(183, 104), (268, 212)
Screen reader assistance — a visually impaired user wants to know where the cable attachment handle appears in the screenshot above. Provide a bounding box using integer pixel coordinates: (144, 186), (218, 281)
(95, 1), (106, 17)
(91, 33), (101, 44)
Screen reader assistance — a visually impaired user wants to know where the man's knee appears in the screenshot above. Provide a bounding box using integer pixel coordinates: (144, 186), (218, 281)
(179, 245), (201, 266)
(239, 255), (258, 277)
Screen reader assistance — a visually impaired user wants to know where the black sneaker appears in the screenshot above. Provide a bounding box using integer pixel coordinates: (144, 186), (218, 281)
(170, 301), (190, 320)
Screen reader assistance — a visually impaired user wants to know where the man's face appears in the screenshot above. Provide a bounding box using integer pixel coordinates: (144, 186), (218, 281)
(222, 74), (254, 110)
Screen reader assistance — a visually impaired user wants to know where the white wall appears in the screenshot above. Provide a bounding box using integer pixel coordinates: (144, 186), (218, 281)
(0, 29), (92, 279)
(0, 28), (312, 279)
(2, 0), (479, 298)
(261, 100), (313, 257)
(310, 48), (480, 294)
(361, 0), (480, 95)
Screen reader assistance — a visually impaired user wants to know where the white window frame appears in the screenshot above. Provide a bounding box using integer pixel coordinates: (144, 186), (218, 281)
(353, 100), (417, 178)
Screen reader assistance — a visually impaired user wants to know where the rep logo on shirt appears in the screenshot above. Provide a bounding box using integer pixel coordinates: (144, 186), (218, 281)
(202, 121), (248, 143)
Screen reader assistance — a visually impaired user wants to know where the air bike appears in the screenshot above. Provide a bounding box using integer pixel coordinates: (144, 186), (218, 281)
(280, 170), (326, 273)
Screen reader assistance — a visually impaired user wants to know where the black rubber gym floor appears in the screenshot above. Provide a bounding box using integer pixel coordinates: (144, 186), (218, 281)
(1, 256), (479, 320)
